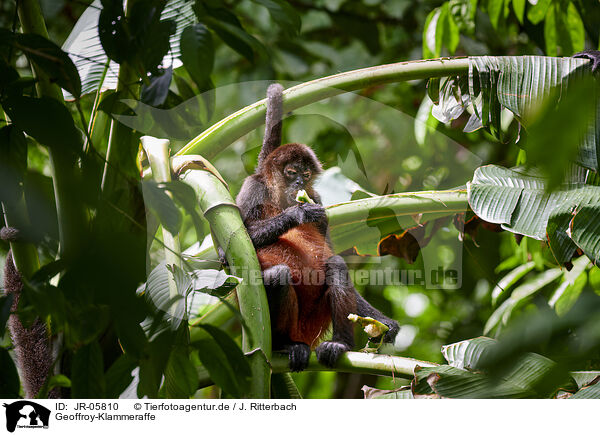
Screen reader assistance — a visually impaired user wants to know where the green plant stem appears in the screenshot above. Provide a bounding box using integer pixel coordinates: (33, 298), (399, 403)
(196, 352), (438, 389)
(177, 58), (470, 159)
(328, 189), (469, 252)
(17, 0), (86, 260)
(100, 64), (140, 193)
(0, 106), (40, 278)
(1, 200), (40, 279)
(180, 169), (271, 398)
(141, 137), (181, 319)
(100, 0), (141, 223)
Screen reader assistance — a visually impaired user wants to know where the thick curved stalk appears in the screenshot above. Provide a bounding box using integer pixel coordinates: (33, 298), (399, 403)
(197, 352), (438, 390)
(0, 107), (40, 278)
(141, 137), (181, 320)
(327, 189), (468, 252)
(1, 199), (40, 279)
(177, 58), (470, 159)
(17, 0), (87, 260)
(179, 169), (272, 398)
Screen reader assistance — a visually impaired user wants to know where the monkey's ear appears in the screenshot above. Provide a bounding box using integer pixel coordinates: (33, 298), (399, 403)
(257, 83), (284, 171)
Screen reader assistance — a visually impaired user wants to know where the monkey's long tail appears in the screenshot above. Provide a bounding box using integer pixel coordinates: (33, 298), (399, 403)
(2, 228), (55, 398)
(257, 83), (284, 171)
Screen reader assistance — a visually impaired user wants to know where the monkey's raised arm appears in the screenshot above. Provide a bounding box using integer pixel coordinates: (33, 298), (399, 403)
(245, 214), (300, 248)
(257, 84), (284, 172)
(236, 176), (326, 248)
(237, 176), (299, 248)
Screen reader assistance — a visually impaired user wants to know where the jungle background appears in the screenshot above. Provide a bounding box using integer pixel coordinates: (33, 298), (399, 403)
(1, 0), (600, 399)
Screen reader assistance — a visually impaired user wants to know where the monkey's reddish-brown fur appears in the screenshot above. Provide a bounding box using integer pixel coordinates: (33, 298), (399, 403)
(257, 212), (333, 348)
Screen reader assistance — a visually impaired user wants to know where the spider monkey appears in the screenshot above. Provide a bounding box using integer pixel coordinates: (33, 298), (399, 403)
(235, 84), (399, 372)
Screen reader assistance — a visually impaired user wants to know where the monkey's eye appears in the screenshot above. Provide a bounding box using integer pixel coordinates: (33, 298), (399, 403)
(285, 168), (297, 178)
(303, 171), (311, 180)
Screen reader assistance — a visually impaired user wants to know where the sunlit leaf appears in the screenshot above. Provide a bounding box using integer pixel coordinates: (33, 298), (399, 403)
(468, 165), (600, 265)
(491, 261), (536, 306)
(526, 0), (550, 24)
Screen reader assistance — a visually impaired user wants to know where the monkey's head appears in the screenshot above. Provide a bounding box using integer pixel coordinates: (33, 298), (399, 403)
(263, 143), (323, 209)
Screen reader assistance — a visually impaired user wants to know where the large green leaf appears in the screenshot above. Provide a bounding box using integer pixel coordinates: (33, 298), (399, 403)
(441, 336), (497, 369)
(193, 324), (251, 397)
(105, 354), (137, 399)
(569, 381), (600, 399)
(2, 96), (82, 152)
(413, 364), (535, 398)
(469, 56), (599, 171)
(570, 372), (600, 389)
(164, 346), (199, 398)
(71, 341), (106, 398)
(62, 0), (196, 99)
(416, 337), (572, 398)
(180, 23), (214, 89)
(422, 4), (459, 58)
(13, 33), (81, 98)
(468, 165), (600, 264)
(194, 2), (264, 62)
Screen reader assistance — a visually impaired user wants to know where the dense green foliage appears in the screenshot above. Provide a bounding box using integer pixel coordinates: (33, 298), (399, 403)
(1, 0), (600, 399)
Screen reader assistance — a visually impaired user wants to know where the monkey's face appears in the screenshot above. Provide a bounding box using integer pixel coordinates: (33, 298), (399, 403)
(281, 162), (313, 207)
(264, 143), (322, 208)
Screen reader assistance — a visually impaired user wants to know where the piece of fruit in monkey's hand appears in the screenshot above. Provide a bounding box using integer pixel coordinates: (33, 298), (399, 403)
(348, 313), (390, 352)
(295, 189), (315, 204)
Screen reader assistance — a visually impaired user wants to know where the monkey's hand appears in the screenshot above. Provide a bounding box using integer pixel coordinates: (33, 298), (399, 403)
(293, 202), (327, 225)
(368, 319), (399, 344)
(573, 50), (600, 73)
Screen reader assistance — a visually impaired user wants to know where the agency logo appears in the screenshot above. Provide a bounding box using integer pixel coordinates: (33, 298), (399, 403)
(3, 401), (50, 433)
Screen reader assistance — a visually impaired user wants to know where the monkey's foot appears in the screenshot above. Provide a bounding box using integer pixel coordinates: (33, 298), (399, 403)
(315, 341), (350, 368)
(286, 343), (310, 372)
(573, 50), (600, 73)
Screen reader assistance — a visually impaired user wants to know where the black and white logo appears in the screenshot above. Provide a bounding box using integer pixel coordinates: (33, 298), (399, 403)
(3, 401), (50, 432)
